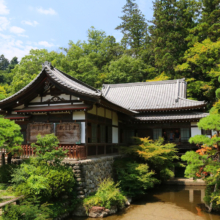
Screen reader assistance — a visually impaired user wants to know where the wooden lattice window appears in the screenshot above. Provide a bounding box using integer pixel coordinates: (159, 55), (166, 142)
(56, 122), (81, 144)
(27, 123), (53, 143)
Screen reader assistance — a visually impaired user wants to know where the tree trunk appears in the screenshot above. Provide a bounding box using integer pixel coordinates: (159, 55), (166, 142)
(1, 153), (5, 166)
(7, 152), (12, 164)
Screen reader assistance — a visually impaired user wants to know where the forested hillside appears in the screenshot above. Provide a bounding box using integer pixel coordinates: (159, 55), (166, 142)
(0, 0), (220, 109)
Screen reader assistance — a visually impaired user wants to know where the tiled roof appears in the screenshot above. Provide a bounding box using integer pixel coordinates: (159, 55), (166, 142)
(135, 112), (209, 121)
(102, 79), (205, 111)
(0, 62), (101, 105)
(44, 63), (100, 97)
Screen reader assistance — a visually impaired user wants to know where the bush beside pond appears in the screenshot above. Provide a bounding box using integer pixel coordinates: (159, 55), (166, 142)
(114, 137), (179, 198)
(83, 179), (126, 213)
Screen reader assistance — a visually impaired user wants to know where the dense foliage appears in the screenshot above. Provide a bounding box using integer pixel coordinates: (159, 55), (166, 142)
(114, 137), (179, 197)
(2, 201), (51, 220)
(2, 134), (76, 219)
(0, 118), (23, 164)
(83, 179), (126, 212)
(0, 164), (17, 183)
(182, 76), (220, 212)
(0, 0), (219, 109)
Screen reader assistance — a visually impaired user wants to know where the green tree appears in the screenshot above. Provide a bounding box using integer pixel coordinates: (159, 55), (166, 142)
(187, 0), (220, 45)
(176, 38), (220, 108)
(0, 85), (6, 100)
(182, 77), (220, 212)
(10, 49), (65, 93)
(7, 57), (19, 72)
(0, 55), (9, 70)
(61, 27), (124, 88)
(116, 0), (148, 55)
(114, 137), (179, 196)
(106, 54), (147, 84)
(0, 118), (23, 164)
(149, 0), (200, 76)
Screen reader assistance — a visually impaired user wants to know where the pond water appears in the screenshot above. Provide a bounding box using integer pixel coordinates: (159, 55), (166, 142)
(72, 185), (220, 220)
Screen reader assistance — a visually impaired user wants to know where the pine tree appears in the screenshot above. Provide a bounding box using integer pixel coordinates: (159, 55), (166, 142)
(0, 54), (9, 70)
(149, 0), (200, 76)
(115, 0), (148, 55)
(188, 0), (220, 44)
(182, 76), (220, 212)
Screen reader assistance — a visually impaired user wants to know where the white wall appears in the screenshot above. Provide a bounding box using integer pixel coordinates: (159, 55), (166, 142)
(81, 122), (85, 143)
(72, 111), (85, 120)
(191, 127), (201, 137)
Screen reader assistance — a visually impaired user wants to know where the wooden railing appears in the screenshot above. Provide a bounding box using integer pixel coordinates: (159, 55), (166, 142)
(19, 145), (87, 160)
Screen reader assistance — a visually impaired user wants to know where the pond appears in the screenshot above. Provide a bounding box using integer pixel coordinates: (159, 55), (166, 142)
(72, 185), (220, 220)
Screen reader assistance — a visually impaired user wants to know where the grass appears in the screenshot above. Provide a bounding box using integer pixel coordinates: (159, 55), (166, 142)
(0, 184), (7, 191)
(0, 184), (16, 197)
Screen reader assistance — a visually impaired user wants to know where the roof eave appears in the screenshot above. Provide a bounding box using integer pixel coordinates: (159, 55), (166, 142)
(133, 104), (206, 112)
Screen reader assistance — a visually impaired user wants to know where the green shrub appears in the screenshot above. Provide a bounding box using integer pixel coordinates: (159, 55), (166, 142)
(11, 162), (75, 202)
(0, 164), (17, 183)
(83, 179), (126, 212)
(10, 134), (76, 203)
(5, 134), (77, 219)
(2, 202), (51, 220)
(114, 137), (179, 197)
(0, 183), (7, 190)
(114, 158), (159, 197)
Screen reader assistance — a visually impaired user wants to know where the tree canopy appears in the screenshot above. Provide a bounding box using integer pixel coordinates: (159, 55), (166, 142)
(0, 0), (219, 110)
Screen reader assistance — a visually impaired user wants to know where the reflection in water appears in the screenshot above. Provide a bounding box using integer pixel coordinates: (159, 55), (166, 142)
(72, 185), (220, 220)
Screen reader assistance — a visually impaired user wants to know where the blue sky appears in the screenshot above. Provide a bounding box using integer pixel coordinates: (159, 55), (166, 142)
(0, 0), (153, 61)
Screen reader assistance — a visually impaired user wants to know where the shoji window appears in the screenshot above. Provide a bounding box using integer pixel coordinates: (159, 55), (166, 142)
(180, 128), (190, 141)
(153, 129), (162, 140)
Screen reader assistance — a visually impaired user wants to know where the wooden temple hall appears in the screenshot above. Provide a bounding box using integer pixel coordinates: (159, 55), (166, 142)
(0, 61), (209, 159)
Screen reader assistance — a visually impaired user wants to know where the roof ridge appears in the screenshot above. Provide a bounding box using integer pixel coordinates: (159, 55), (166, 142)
(53, 67), (100, 93)
(102, 78), (186, 88)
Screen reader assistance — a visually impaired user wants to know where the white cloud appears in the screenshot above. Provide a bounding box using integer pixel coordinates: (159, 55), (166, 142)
(37, 7), (57, 15)
(15, 40), (23, 47)
(10, 26), (25, 34)
(0, 33), (37, 60)
(22, 20), (39, 27)
(38, 41), (54, 47)
(0, 0), (9, 15)
(0, 16), (10, 31)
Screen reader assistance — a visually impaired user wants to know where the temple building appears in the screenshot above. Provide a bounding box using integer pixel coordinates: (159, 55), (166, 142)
(0, 61), (209, 159)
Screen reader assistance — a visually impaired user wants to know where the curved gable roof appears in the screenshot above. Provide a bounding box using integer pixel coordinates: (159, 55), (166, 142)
(0, 62), (101, 107)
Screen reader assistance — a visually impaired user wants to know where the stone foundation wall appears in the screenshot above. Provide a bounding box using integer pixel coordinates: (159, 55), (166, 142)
(63, 156), (119, 198)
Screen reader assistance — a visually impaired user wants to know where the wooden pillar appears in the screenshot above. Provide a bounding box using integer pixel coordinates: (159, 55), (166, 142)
(104, 108), (106, 155)
(85, 112), (88, 158)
